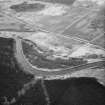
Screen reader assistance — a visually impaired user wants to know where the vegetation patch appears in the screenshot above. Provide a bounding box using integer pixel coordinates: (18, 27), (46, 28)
(10, 2), (46, 12)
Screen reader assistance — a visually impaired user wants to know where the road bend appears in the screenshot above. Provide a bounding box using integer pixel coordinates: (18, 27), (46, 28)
(14, 36), (105, 78)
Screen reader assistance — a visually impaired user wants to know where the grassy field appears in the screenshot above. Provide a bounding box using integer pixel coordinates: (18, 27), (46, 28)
(0, 0), (92, 34)
(0, 12), (33, 32)
(36, 7), (90, 33)
(35, 0), (75, 5)
(62, 10), (104, 46)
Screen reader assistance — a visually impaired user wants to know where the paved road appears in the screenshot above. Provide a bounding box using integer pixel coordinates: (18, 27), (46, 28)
(14, 36), (105, 79)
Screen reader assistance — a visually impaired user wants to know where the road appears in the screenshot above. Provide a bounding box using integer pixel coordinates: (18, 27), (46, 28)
(14, 36), (105, 79)
(1, 5), (104, 79)
(59, 10), (94, 34)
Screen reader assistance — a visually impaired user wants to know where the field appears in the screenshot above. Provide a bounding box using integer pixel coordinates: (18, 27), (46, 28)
(0, 0), (104, 54)
(62, 10), (104, 48)
(22, 38), (88, 70)
(0, 12), (37, 32)
(35, 0), (76, 5)
(0, 0), (91, 32)
(9, 1), (46, 12)
(62, 26), (103, 43)
(35, 7), (90, 33)
(0, 0), (104, 62)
